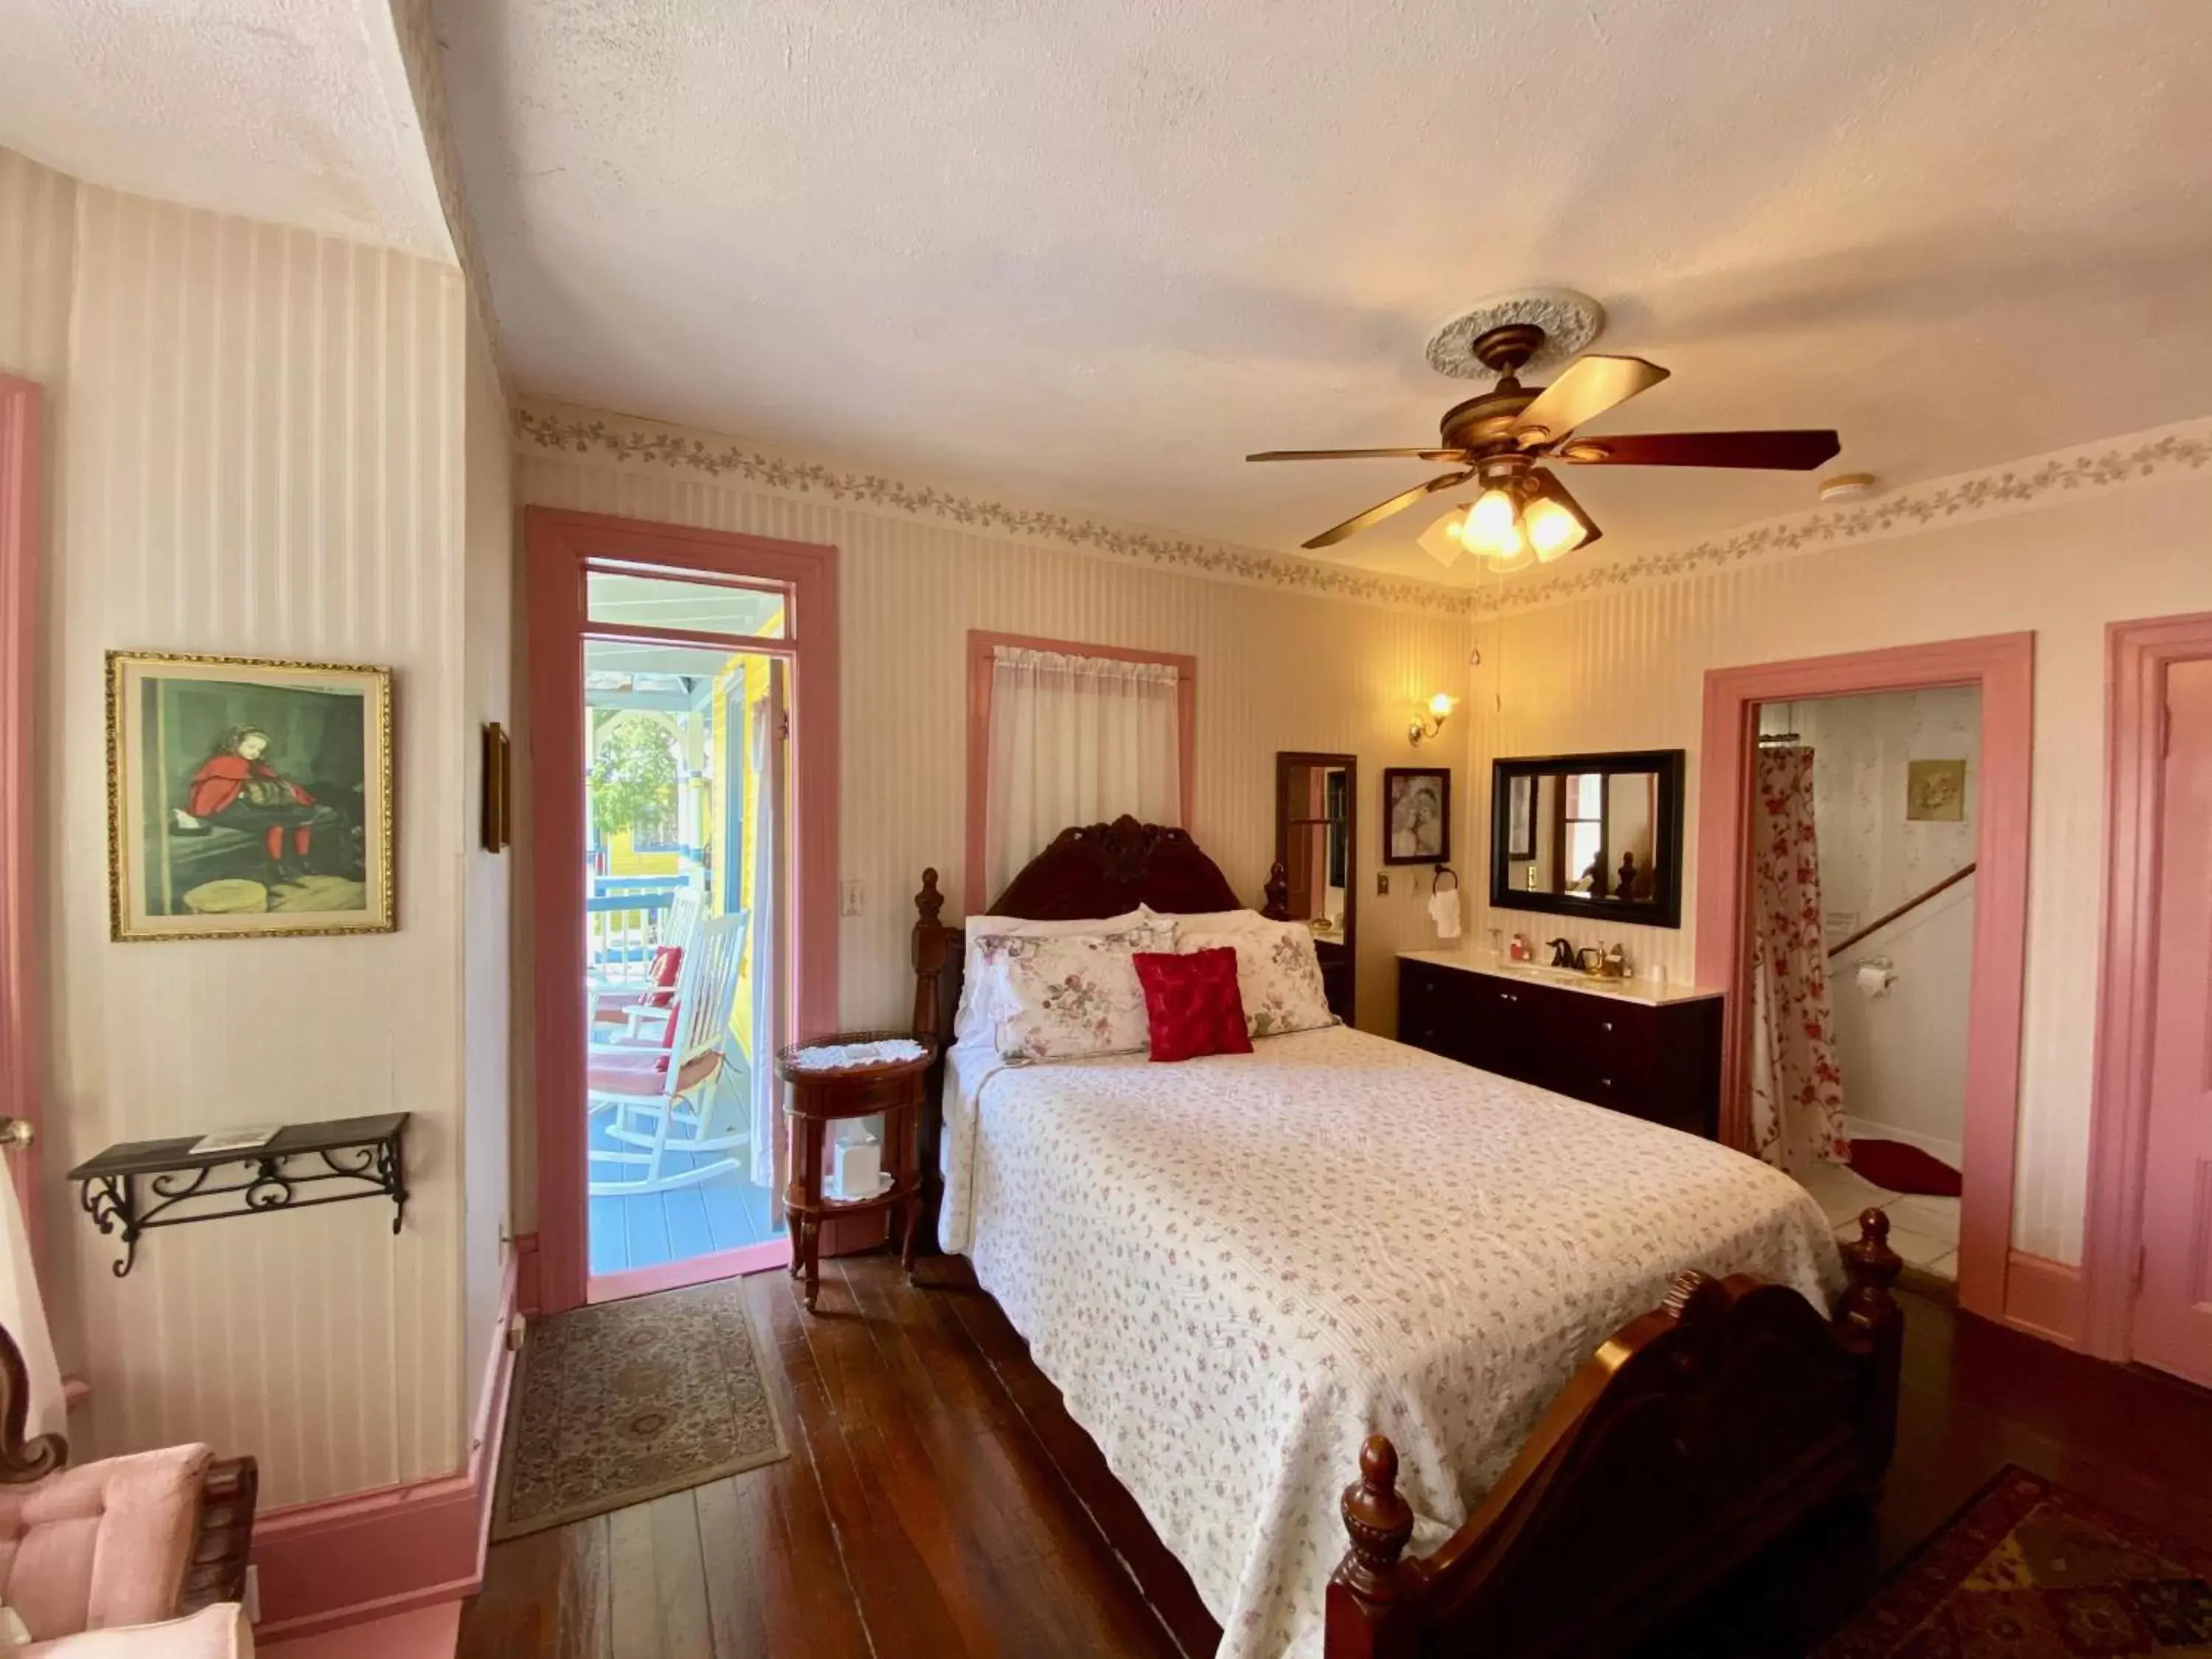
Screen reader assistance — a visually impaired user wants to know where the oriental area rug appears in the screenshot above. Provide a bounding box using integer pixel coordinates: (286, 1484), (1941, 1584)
(490, 1278), (787, 1540)
(1818, 1468), (2212, 1657)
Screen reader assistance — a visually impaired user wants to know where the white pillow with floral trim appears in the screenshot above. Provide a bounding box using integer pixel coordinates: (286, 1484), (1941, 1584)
(1178, 917), (1336, 1037)
(978, 919), (1177, 1061)
(954, 908), (1149, 1048)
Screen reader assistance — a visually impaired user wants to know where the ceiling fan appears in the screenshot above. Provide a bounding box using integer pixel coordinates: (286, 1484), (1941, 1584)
(1248, 321), (1840, 569)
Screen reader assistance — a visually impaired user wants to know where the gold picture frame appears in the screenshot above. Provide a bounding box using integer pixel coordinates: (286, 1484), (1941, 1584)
(107, 650), (395, 940)
(1905, 758), (1969, 822)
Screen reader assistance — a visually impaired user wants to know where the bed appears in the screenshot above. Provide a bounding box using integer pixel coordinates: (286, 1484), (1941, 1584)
(909, 817), (1903, 1659)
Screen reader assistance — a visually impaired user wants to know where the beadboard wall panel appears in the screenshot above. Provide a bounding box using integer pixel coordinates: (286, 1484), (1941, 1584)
(510, 427), (1472, 1228)
(1465, 473), (2212, 1263)
(41, 183), (469, 1506)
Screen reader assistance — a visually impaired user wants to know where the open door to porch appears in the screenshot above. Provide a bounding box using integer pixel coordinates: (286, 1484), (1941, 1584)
(526, 509), (837, 1313)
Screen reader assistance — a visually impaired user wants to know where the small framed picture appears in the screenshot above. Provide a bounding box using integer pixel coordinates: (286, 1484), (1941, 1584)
(108, 650), (395, 940)
(1382, 767), (1451, 866)
(1905, 758), (1968, 821)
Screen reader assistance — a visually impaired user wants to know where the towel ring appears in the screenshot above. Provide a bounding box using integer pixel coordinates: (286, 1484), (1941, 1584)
(1433, 864), (1458, 892)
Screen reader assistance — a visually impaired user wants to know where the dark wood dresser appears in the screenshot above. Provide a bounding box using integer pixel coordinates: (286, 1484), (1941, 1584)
(1397, 952), (1722, 1138)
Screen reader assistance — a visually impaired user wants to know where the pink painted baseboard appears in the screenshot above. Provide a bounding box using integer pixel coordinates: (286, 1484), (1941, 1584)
(260, 1601), (463, 1659)
(252, 1253), (518, 1641)
(513, 1231), (540, 1318)
(2000, 1251), (2085, 1351)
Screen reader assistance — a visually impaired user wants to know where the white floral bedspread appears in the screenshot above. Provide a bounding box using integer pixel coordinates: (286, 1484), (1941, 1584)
(937, 1023), (1841, 1659)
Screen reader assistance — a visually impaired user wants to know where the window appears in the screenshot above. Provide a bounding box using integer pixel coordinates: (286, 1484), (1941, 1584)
(965, 632), (1196, 908)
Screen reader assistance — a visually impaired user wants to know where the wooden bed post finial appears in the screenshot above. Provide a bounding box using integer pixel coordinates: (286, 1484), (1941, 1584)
(1262, 860), (1290, 921)
(1837, 1208), (1904, 1335)
(1327, 1435), (1422, 1659)
(911, 868), (950, 1040)
(1836, 1206), (1905, 1489)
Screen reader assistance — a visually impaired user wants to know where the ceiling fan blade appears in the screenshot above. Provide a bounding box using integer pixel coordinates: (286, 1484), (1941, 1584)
(1248, 447), (1467, 462)
(1302, 469), (1474, 550)
(1513, 355), (1670, 445)
(1557, 430), (1841, 470)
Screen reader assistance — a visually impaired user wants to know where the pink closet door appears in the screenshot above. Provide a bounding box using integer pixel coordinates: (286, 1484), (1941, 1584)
(2136, 657), (2212, 1385)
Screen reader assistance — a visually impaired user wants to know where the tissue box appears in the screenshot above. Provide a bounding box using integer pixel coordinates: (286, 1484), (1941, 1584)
(830, 1136), (882, 1200)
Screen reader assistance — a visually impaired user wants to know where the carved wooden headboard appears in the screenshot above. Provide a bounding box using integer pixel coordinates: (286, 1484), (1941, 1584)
(909, 815), (1283, 1043)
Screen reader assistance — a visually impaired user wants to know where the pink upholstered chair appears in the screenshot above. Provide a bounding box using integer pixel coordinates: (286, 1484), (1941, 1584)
(0, 1324), (256, 1652)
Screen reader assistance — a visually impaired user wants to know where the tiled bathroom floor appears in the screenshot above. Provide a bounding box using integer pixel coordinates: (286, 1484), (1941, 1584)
(1797, 1160), (1960, 1281)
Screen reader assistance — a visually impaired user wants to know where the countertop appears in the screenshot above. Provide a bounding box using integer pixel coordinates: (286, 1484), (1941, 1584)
(1398, 948), (1723, 1006)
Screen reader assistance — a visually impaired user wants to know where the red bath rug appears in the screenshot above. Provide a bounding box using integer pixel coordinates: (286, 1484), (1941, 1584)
(1849, 1138), (1963, 1197)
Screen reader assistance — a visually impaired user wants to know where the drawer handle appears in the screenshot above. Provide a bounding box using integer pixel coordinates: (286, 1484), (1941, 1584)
(1601, 1020), (1613, 1033)
(1600, 1077), (1613, 1089)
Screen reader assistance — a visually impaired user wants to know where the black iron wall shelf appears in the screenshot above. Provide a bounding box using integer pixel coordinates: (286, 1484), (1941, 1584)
(66, 1113), (408, 1278)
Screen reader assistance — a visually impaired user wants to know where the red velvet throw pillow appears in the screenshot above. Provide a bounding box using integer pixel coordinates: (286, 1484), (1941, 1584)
(1133, 947), (1253, 1062)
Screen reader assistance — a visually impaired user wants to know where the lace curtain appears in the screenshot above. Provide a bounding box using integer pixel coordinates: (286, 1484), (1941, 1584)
(1746, 744), (1849, 1172)
(984, 646), (1181, 899)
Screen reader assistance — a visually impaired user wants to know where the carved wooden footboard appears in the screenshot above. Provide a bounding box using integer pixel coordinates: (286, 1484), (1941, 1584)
(1326, 1211), (1905, 1659)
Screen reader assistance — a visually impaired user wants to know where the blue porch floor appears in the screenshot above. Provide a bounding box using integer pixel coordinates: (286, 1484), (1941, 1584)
(585, 1063), (782, 1277)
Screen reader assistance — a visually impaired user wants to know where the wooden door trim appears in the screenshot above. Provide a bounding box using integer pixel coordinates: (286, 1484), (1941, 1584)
(2082, 612), (2212, 1360)
(0, 375), (42, 1249)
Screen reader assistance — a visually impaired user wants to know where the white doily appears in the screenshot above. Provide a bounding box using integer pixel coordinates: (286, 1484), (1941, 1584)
(787, 1037), (927, 1072)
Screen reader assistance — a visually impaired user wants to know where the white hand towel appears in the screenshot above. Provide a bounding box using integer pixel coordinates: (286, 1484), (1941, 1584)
(1427, 886), (1462, 942)
(0, 1170), (64, 1443)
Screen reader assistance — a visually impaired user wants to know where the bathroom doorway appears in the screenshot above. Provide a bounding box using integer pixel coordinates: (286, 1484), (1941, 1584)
(1695, 634), (2031, 1328)
(1750, 689), (1980, 1285)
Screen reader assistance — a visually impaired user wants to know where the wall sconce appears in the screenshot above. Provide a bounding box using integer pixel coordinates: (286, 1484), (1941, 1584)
(1409, 692), (1457, 745)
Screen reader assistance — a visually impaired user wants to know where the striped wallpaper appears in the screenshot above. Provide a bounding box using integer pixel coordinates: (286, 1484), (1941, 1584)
(4, 157), (476, 1506)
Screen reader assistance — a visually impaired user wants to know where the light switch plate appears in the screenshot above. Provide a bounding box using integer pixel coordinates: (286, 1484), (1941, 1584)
(839, 878), (864, 916)
(1376, 872), (1389, 896)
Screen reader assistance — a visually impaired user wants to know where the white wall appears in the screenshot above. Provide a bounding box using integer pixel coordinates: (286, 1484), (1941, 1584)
(509, 399), (1473, 1228)
(1467, 465), (2212, 1262)
(2, 147), (481, 1507)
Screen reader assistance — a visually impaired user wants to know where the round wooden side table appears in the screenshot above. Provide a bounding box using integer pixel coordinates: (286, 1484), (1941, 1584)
(775, 1030), (938, 1313)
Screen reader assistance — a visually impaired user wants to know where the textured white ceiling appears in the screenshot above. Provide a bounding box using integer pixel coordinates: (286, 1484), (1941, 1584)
(0, 0), (451, 262)
(449, 3), (2206, 582)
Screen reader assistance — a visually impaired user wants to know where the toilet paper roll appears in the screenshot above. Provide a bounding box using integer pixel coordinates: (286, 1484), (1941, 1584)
(1854, 961), (1896, 998)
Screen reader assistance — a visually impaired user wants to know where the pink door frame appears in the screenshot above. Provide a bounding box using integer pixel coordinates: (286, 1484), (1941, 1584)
(0, 375), (42, 1248)
(964, 630), (1198, 909)
(2080, 611), (2212, 1361)
(524, 507), (839, 1313)
(1695, 633), (2034, 1324)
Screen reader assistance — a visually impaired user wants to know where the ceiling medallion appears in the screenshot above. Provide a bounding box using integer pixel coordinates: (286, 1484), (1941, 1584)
(1423, 288), (1605, 381)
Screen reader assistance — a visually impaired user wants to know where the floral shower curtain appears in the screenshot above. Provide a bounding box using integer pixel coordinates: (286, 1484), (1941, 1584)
(1746, 744), (1849, 1172)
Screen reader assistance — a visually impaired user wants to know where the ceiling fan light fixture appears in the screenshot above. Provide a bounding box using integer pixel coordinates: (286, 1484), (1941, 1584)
(1468, 487), (1518, 546)
(1523, 495), (1587, 561)
(1484, 538), (1536, 574)
(1415, 512), (1467, 568)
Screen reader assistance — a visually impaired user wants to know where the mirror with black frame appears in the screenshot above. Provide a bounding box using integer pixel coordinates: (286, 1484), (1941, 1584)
(1489, 750), (1686, 928)
(1275, 751), (1357, 1020)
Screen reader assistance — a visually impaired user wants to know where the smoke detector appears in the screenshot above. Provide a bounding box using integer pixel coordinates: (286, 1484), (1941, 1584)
(1424, 288), (1604, 381)
(1819, 472), (1878, 503)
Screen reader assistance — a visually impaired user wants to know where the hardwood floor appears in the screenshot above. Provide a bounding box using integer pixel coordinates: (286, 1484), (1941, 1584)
(459, 1254), (2212, 1659)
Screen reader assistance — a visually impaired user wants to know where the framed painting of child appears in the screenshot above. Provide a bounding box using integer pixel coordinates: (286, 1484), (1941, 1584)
(107, 651), (394, 939)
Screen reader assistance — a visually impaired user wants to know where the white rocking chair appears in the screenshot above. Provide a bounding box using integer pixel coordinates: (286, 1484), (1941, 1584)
(587, 910), (751, 1196)
(587, 884), (705, 1039)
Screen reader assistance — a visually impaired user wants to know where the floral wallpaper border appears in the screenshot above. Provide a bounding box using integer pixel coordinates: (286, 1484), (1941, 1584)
(1475, 416), (2212, 616)
(516, 401), (2212, 621)
(515, 402), (1475, 616)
